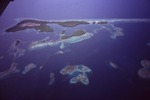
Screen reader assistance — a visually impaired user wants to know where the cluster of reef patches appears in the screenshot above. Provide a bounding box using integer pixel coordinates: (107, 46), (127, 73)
(0, 62), (93, 86)
(3, 18), (150, 86)
(93, 24), (124, 39)
(60, 65), (91, 85)
(0, 62), (56, 85)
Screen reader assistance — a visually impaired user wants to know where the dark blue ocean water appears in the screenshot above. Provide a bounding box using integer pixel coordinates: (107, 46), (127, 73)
(0, 0), (150, 100)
